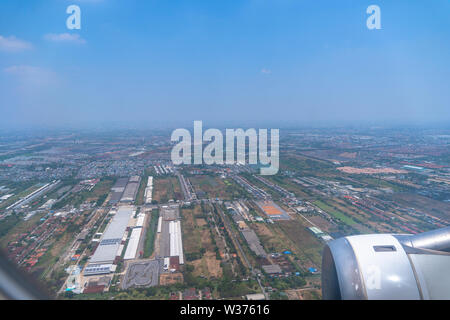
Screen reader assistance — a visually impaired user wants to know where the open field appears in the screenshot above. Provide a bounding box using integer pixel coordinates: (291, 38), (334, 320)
(280, 155), (335, 176)
(159, 272), (183, 286)
(153, 177), (182, 203)
(53, 177), (115, 209)
(275, 218), (324, 270)
(181, 204), (222, 279)
(285, 288), (322, 300)
(249, 215), (323, 271)
(143, 210), (159, 258)
(85, 178), (115, 203)
(190, 175), (247, 200)
(190, 251), (222, 278)
(0, 211), (47, 248)
(313, 200), (357, 226)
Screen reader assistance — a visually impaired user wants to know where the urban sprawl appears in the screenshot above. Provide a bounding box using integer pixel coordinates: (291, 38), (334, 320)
(0, 127), (449, 300)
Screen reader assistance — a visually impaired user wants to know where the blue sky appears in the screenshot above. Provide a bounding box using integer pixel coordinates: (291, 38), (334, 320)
(0, 0), (449, 129)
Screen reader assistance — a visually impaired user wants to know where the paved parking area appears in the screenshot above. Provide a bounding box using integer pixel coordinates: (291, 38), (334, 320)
(122, 259), (161, 289)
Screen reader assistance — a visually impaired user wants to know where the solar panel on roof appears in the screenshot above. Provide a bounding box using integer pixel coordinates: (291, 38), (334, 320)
(100, 238), (121, 245)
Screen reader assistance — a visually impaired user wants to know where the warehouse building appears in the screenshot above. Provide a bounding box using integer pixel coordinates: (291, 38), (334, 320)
(169, 220), (184, 265)
(262, 264), (283, 275)
(84, 206), (134, 275)
(135, 213), (145, 228)
(124, 227), (143, 260)
(157, 216), (162, 233)
(241, 229), (267, 257)
(109, 177), (129, 205)
(157, 206), (184, 265)
(144, 176), (153, 204)
(121, 176), (141, 203)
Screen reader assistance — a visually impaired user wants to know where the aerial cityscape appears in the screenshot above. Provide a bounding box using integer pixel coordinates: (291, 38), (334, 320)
(0, 1), (449, 303)
(0, 127), (448, 299)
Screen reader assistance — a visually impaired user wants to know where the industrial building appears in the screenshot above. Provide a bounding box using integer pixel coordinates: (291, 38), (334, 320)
(157, 206), (184, 265)
(84, 206), (135, 275)
(308, 227), (333, 242)
(6, 180), (60, 211)
(121, 176), (141, 203)
(157, 216), (162, 233)
(241, 229), (267, 257)
(169, 220), (184, 264)
(144, 176), (153, 204)
(262, 264), (283, 274)
(135, 212), (145, 228)
(109, 177), (129, 204)
(124, 227), (142, 260)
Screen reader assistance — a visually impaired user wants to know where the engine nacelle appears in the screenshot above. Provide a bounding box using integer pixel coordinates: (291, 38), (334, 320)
(322, 227), (450, 299)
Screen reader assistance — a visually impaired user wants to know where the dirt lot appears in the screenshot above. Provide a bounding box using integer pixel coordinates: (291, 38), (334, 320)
(160, 272), (183, 286)
(285, 288), (321, 300)
(191, 252), (222, 279)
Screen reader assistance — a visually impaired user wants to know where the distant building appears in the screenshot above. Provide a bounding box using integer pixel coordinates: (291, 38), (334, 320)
(262, 264), (282, 274)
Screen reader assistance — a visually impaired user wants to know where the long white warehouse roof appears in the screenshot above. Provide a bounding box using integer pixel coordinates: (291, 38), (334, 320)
(157, 216), (162, 233)
(90, 206), (134, 264)
(135, 213), (145, 227)
(169, 220), (184, 264)
(124, 228), (142, 260)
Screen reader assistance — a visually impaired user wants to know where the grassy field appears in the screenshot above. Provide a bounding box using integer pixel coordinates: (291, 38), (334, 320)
(85, 178), (115, 203)
(272, 218), (324, 270)
(53, 177), (115, 209)
(190, 176), (247, 200)
(0, 210), (48, 248)
(181, 205), (222, 279)
(281, 155), (335, 175)
(313, 200), (357, 226)
(153, 177), (182, 203)
(143, 210), (159, 258)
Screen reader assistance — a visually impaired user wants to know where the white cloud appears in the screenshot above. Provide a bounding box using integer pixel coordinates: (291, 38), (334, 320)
(0, 35), (32, 52)
(4, 65), (57, 88)
(261, 68), (272, 75)
(44, 33), (86, 44)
